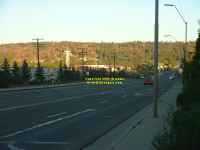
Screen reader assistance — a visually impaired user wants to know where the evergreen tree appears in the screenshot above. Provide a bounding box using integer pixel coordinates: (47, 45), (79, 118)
(1, 58), (11, 86)
(57, 62), (64, 82)
(0, 69), (8, 87)
(178, 32), (200, 109)
(193, 32), (200, 65)
(12, 61), (21, 84)
(62, 64), (70, 81)
(21, 60), (31, 83)
(34, 65), (45, 83)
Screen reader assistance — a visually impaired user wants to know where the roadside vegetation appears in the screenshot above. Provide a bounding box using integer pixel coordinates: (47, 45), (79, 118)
(0, 59), (81, 88)
(152, 32), (200, 150)
(0, 59), (134, 88)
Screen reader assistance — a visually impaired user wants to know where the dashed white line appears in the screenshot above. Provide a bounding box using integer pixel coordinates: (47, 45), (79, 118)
(100, 100), (108, 104)
(0, 109), (95, 139)
(122, 94), (128, 98)
(47, 112), (67, 118)
(0, 91), (111, 112)
(8, 142), (24, 150)
(25, 141), (70, 145)
(134, 92), (142, 96)
(104, 116), (113, 119)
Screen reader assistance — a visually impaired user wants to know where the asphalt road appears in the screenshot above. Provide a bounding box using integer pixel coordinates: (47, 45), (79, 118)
(0, 71), (177, 150)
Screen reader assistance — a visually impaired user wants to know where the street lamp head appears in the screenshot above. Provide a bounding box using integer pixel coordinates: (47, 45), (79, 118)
(164, 4), (175, 7)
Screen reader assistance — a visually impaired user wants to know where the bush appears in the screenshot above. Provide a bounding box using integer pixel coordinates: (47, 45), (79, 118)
(153, 108), (200, 150)
(34, 65), (45, 83)
(21, 60), (31, 83)
(0, 70), (10, 88)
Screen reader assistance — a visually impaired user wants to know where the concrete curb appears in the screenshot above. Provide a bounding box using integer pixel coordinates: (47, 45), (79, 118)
(0, 81), (85, 92)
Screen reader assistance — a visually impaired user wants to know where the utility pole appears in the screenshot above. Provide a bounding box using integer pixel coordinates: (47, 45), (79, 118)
(79, 48), (87, 76)
(32, 38), (44, 67)
(153, 0), (159, 118)
(144, 49), (148, 64)
(184, 22), (188, 62)
(113, 54), (116, 77)
(111, 42), (116, 77)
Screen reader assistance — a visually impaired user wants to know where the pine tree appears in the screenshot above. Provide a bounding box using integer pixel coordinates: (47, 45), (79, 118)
(1, 58), (11, 86)
(0, 69), (8, 87)
(178, 31), (200, 109)
(21, 60), (31, 83)
(62, 64), (69, 82)
(12, 61), (21, 84)
(193, 32), (200, 64)
(34, 65), (45, 83)
(57, 62), (64, 82)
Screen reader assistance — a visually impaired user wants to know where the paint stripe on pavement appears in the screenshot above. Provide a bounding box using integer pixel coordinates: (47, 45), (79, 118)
(0, 109), (95, 139)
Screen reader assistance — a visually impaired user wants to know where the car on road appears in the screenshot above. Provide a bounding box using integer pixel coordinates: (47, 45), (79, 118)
(169, 74), (176, 80)
(139, 74), (145, 79)
(144, 78), (153, 85)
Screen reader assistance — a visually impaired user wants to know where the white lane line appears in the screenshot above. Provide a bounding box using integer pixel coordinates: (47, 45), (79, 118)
(0, 141), (15, 144)
(0, 91), (111, 112)
(1, 109), (95, 139)
(104, 116), (113, 119)
(122, 94), (127, 98)
(8, 142), (24, 150)
(47, 112), (67, 118)
(25, 141), (70, 145)
(100, 100), (108, 104)
(134, 92), (142, 96)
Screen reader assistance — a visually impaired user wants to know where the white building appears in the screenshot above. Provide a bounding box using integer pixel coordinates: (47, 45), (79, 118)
(64, 50), (72, 68)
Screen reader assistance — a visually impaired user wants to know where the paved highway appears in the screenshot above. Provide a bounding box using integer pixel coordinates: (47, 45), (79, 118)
(0, 71), (177, 150)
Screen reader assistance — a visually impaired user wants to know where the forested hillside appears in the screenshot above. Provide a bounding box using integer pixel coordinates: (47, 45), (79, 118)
(0, 41), (195, 68)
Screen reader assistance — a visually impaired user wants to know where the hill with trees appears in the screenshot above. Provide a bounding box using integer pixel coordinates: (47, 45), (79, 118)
(0, 41), (195, 69)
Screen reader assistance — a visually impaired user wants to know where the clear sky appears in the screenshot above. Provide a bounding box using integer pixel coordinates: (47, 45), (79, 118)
(0, 0), (199, 43)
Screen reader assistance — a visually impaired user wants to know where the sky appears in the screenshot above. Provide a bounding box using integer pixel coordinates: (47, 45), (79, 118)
(0, 0), (199, 44)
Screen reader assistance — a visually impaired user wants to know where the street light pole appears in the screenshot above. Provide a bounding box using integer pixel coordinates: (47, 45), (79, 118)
(164, 4), (188, 62)
(153, 0), (159, 118)
(185, 22), (188, 62)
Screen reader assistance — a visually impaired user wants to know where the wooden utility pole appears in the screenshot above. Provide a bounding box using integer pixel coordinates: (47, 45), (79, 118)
(32, 38), (44, 67)
(79, 48), (87, 75)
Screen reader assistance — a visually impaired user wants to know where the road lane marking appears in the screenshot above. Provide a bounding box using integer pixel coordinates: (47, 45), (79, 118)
(100, 100), (108, 104)
(104, 116), (113, 119)
(8, 142), (24, 150)
(47, 112), (67, 118)
(122, 94), (127, 98)
(25, 141), (70, 145)
(134, 92), (142, 96)
(0, 91), (112, 112)
(0, 109), (95, 139)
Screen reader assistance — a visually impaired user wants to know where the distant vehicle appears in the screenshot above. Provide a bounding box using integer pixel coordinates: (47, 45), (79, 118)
(144, 78), (153, 85)
(169, 74), (176, 80)
(139, 74), (145, 79)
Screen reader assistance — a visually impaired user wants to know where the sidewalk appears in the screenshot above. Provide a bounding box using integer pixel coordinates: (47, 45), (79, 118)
(0, 81), (84, 92)
(84, 80), (182, 150)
